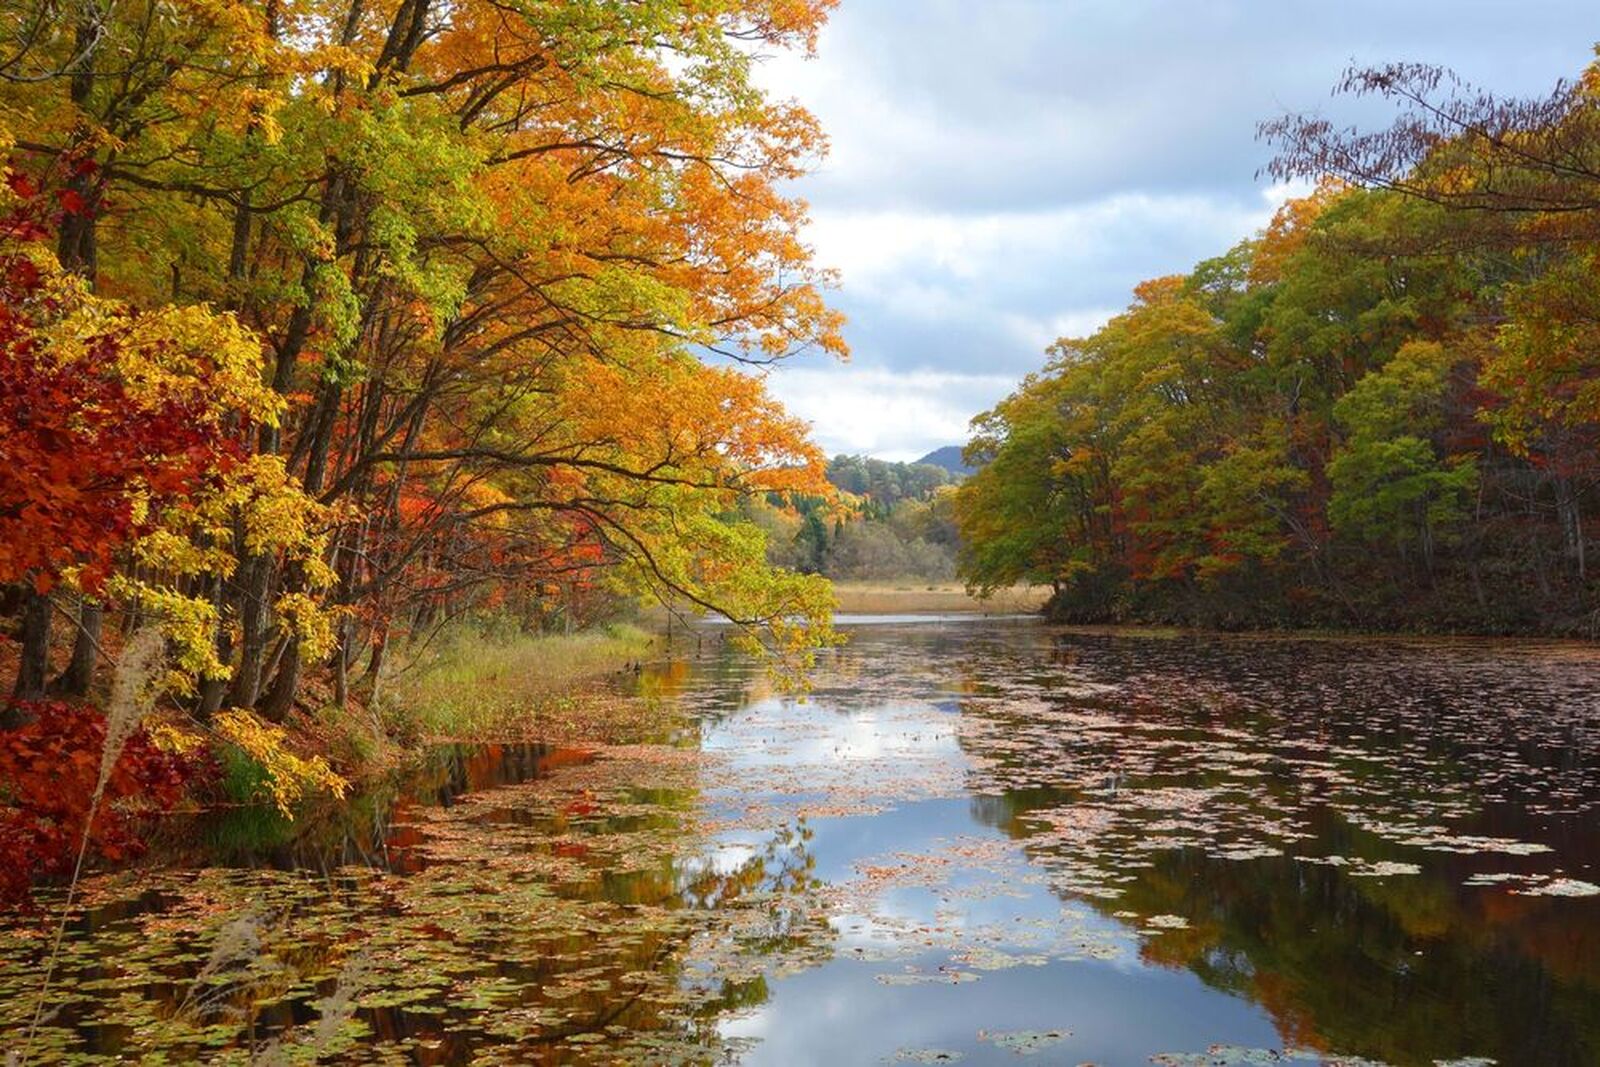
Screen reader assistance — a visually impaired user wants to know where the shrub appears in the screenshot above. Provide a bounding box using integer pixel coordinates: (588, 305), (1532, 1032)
(212, 709), (349, 818)
(0, 699), (201, 905)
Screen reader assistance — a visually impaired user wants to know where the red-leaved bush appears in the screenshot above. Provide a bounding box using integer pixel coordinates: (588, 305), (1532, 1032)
(0, 700), (199, 905)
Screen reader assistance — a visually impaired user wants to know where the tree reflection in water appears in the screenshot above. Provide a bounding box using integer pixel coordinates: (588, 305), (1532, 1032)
(5, 623), (1600, 1064)
(0, 742), (830, 1063)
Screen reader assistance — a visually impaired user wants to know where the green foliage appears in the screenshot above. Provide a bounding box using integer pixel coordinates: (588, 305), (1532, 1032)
(1196, 422), (1310, 575)
(825, 455), (952, 507)
(757, 476), (960, 584)
(958, 366), (1104, 597)
(1329, 342), (1478, 554)
(957, 177), (1598, 632)
(1328, 438), (1477, 549)
(217, 744), (274, 808)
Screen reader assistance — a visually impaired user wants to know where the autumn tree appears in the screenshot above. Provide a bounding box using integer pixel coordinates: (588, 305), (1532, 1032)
(958, 354), (1120, 612)
(0, 159), (304, 706)
(1262, 48), (1600, 594)
(1, 0), (846, 712)
(1327, 341), (1478, 574)
(959, 160), (1600, 630)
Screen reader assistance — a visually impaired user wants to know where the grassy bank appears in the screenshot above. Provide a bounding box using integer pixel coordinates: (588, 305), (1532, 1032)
(374, 582), (1046, 746)
(831, 582), (1049, 615)
(381, 622), (661, 743)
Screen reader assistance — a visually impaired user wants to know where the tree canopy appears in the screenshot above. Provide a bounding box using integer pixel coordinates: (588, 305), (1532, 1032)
(959, 50), (1600, 631)
(0, 0), (845, 710)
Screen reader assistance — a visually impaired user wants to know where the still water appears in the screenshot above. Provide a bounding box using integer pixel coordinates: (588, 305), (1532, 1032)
(4, 619), (1599, 1064)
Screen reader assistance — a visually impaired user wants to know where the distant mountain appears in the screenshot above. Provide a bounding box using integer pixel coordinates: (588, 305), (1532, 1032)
(915, 446), (975, 477)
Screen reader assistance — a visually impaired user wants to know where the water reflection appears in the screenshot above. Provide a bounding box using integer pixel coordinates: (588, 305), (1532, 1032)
(158, 742), (596, 874)
(0, 740), (828, 1063)
(3, 622), (1599, 1064)
(952, 629), (1600, 1065)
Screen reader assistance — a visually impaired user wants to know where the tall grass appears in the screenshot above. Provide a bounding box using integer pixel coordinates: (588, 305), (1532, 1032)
(830, 581), (1050, 615)
(23, 626), (164, 1058)
(382, 621), (658, 740)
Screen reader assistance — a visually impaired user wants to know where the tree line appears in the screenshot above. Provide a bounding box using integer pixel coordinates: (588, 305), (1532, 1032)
(958, 53), (1600, 633)
(749, 456), (961, 582)
(0, 0), (845, 720)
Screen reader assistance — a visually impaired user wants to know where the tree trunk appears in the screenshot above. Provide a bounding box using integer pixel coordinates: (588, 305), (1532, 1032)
(1419, 506), (1436, 583)
(333, 618), (350, 709)
(12, 588), (52, 703)
(228, 556), (274, 707)
(365, 628), (387, 707)
(56, 19), (101, 280)
(259, 642), (300, 723)
(1556, 476), (1584, 579)
(53, 599), (101, 697)
(1469, 558), (1488, 614)
(197, 574), (232, 716)
(197, 676), (229, 717)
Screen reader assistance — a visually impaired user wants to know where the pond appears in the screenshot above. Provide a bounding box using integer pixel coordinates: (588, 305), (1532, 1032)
(4, 619), (1600, 1064)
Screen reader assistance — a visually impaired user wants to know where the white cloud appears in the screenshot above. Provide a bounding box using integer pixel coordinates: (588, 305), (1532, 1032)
(771, 191), (1310, 457)
(749, 1), (1599, 458)
(1001, 308), (1120, 352)
(767, 1), (1595, 216)
(805, 193), (1282, 293)
(761, 365), (1017, 461)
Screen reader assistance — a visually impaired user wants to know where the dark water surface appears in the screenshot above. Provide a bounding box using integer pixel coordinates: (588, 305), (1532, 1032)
(4, 620), (1600, 1064)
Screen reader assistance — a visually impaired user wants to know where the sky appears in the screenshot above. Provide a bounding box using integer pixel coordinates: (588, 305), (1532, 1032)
(751, 1), (1598, 461)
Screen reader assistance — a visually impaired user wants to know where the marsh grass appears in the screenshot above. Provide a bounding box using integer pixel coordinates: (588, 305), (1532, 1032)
(383, 621), (659, 741)
(831, 582), (1049, 615)
(23, 627), (164, 1057)
(174, 911), (268, 1021)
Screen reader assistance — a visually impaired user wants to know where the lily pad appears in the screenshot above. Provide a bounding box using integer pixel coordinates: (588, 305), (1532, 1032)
(978, 1028), (1070, 1056)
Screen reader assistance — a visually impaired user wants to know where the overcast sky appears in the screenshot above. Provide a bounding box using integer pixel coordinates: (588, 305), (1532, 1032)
(752, 1), (1597, 461)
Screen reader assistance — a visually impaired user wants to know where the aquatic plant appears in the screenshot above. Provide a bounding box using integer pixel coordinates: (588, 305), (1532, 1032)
(212, 710), (349, 818)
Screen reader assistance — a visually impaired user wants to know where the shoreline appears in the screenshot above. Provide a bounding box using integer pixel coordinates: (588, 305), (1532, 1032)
(829, 581), (1050, 615)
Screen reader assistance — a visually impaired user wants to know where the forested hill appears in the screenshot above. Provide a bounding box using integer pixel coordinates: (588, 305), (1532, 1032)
(915, 446), (976, 477)
(955, 57), (1600, 636)
(743, 455), (961, 581)
(825, 455), (953, 505)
